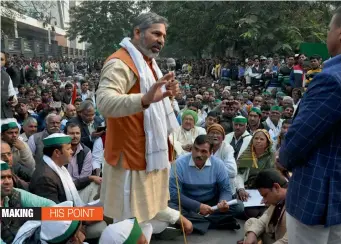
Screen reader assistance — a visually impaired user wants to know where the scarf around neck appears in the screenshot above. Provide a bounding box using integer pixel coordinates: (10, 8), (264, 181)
(43, 155), (84, 206)
(119, 38), (179, 172)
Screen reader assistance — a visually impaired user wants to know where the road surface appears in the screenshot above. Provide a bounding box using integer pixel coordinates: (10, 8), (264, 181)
(153, 220), (245, 244)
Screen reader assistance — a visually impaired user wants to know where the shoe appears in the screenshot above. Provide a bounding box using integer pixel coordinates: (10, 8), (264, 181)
(152, 227), (182, 240)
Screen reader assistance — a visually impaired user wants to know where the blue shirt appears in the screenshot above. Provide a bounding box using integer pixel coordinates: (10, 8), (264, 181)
(169, 153), (232, 212)
(280, 54), (341, 227)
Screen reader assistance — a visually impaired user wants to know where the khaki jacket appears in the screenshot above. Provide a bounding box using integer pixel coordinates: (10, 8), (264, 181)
(244, 204), (288, 244)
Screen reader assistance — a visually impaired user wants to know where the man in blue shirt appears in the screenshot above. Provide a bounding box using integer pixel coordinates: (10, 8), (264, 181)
(169, 135), (244, 234)
(279, 7), (341, 244)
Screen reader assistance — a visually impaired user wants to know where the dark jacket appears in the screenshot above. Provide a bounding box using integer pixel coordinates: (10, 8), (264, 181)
(29, 163), (67, 204)
(6, 65), (21, 87)
(1, 69), (14, 119)
(67, 115), (103, 150)
(280, 54), (341, 226)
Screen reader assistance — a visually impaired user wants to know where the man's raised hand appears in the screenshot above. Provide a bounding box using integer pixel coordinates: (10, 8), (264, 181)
(141, 72), (179, 106)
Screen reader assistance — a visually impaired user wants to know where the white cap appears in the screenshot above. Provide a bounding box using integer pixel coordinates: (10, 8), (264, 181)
(99, 219), (153, 244)
(41, 201), (80, 243)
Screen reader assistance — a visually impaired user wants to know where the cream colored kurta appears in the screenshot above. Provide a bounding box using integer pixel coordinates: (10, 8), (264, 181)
(169, 126), (206, 157)
(213, 141), (237, 192)
(97, 59), (171, 223)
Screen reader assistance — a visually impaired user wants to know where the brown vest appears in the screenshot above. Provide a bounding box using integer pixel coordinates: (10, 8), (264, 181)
(104, 48), (174, 170)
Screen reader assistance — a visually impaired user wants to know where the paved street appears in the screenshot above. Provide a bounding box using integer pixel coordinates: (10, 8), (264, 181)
(153, 221), (245, 244)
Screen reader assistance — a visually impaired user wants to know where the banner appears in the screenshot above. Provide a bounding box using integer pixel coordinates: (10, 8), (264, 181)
(0, 207), (103, 221)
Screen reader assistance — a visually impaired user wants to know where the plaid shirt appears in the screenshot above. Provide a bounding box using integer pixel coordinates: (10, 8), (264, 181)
(279, 54), (341, 227)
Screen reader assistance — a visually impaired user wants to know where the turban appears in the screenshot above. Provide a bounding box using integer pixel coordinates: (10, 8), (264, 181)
(182, 110), (198, 124)
(1, 122), (18, 133)
(250, 107), (262, 116)
(1, 161), (9, 171)
(271, 106), (283, 112)
(207, 124), (225, 139)
(233, 116), (247, 124)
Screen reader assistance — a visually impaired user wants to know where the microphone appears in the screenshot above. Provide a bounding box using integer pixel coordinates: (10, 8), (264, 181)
(166, 58), (176, 73)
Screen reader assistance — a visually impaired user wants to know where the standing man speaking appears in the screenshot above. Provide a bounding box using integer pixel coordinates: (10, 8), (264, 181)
(279, 6), (341, 244)
(97, 12), (192, 234)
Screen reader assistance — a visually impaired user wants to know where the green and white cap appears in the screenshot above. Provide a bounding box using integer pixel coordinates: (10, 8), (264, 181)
(271, 105), (283, 112)
(1, 122), (18, 133)
(233, 116), (247, 124)
(99, 218), (152, 244)
(1, 160), (10, 171)
(43, 133), (72, 147)
(40, 201), (80, 243)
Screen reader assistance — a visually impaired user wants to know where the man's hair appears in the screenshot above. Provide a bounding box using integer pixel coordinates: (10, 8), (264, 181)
(74, 98), (83, 104)
(65, 83), (73, 89)
(261, 104), (271, 112)
(254, 169), (288, 189)
(23, 117), (37, 127)
(333, 6), (341, 27)
(207, 111), (219, 118)
(43, 145), (63, 157)
(45, 113), (60, 123)
(310, 55), (321, 61)
(77, 100), (95, 112)
(283, 105), (294, 111)
(132, 12), (168, 37)
(186, 94), (194, 100)
(80, 80), (88, 86)
(282, 119), (293, 125)
(194, 135), (214, 151)
(64, 122), (81, 134)
(41, 89), (49, 95)
(187, 102), (200, 109)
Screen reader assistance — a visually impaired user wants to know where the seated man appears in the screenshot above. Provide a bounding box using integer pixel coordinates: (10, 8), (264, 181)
(169, 135), (244, 235)
(241, 169), (288, 244)
(170, 110), (206, 157)
(67, 100), (104, 150)
(204, 111), (219, 130)
(207, 124), (237, 193)
(28, 113), (61, 167)
(1, 122), (36, 178)
(64, 122), (101, 202)
(13, 201), (85, 244)
(0, 161), (55, 244)
(29, 133), (106, 240)
(20, 117), (38, 143)
(1, 141), (29, 190)
(225, 116), (252, 159)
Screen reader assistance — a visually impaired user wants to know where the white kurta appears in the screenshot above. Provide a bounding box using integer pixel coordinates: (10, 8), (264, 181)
(213, 141), (237, 192)
(97, 58), (178, 224)
(169, 126), (206, 157)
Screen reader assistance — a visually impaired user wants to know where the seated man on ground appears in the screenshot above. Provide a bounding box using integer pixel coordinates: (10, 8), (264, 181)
(29, 133), (106, 240)
(225, 116), (252, 160)
(13, 201), (86, 244)
(1, 141), (30, 190)
(169, 135), (244, 235)
(203, 111), (219, 130)
(207, 124), (237, 192)
(99, 218), (153, 244)
(20, 117), (38, 143)
(0, 161), (55, 244)
(64, 123), (101, 203)
(28, 113), (62, 167)
(1, 122), (36, 182)
(240, 169), (288, 244)
(170, 110), (206, 157)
